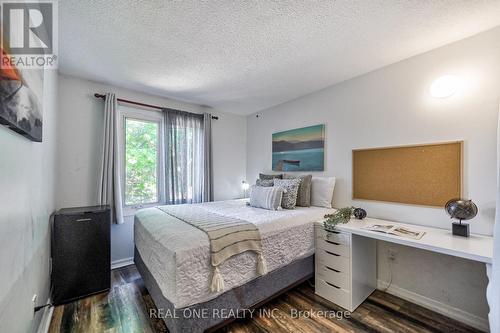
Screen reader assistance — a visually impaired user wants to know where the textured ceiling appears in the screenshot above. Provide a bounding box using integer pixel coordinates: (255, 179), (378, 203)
(59, 0), (500, 115)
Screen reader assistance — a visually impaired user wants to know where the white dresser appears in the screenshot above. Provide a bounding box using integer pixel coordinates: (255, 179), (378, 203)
(314, 222), (377, 311)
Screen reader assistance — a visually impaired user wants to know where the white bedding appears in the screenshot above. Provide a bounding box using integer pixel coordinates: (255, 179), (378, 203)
(134, 199), (334, 308)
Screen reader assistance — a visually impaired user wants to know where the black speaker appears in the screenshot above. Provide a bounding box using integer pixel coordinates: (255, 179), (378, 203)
(51, 205), (111, 305)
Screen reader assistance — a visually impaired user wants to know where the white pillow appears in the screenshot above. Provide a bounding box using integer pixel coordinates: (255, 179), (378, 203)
(311, 177), (336, 208)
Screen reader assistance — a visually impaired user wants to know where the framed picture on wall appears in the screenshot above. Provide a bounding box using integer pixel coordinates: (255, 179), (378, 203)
(0, 45), (44, 142)
(272, 124), (325, 171)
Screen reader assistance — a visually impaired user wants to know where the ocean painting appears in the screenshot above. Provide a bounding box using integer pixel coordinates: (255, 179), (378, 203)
(272, 124), (325, 171)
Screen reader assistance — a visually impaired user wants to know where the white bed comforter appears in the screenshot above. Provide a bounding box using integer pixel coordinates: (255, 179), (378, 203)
(134, 199), (334, 308)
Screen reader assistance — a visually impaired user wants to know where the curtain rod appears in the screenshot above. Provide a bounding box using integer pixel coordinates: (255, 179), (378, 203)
(93, 93), (219, 120)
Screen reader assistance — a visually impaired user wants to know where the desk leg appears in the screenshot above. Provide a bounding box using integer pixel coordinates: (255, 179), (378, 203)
(486, 263), (496, 333)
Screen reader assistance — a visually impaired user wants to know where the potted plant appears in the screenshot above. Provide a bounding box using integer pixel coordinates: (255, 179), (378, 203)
(323, 207), (354, 231)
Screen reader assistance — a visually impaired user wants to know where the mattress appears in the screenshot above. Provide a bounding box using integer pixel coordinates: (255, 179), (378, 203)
(134, 199), (334, 308)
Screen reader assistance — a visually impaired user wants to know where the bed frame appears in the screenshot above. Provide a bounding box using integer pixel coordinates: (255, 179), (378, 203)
(135, 247), (314, 333)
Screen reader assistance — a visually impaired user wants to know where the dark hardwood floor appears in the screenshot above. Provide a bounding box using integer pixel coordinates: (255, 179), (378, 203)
(48, 265), (482, 333)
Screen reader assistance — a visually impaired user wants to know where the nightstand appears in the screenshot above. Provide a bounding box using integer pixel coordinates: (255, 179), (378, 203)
(314, 221), (376, 311)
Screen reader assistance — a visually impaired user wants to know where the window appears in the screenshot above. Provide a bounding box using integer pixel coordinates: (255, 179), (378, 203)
(125, 118), (159, 205)
(119, 105), (207, 212)
(119, 106), (164, 209)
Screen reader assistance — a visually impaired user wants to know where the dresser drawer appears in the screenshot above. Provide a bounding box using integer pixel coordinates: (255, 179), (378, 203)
(316, 238), (350, 258)
(316, 227), (350, 245)
(315, 278), (351, 310)
(316, 263), (350, 290)
(316, 248), (350, 273)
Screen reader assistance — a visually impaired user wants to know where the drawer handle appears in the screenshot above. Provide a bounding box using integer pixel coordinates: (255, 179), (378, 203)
(327, 230), (340, 235)
(325, 240), (340, 245)
(76, 218), (92, 222)
(325, 281), (341, 289)
(325, 250), (340, 257)
(326, 266), (340, 273)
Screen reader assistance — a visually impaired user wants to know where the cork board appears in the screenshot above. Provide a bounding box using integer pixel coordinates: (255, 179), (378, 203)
(352, 141), (462, 207)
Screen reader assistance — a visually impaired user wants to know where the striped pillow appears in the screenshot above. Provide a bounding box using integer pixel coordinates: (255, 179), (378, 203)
(249, 185), (284, 210)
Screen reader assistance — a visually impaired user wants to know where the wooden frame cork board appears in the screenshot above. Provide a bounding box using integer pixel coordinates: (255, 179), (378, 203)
(352, 141), (463, 207)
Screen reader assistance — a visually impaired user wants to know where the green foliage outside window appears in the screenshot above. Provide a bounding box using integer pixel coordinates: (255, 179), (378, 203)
(125, 118), (158, 205)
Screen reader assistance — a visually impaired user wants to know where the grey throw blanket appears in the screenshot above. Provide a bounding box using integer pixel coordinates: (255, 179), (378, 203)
(158, 205), (267, 292)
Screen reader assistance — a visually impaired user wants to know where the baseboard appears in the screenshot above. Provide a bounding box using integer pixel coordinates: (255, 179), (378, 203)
(111, 257), (134, 270)
(377, 280), (489, 332)
(36, 297), (53, 333)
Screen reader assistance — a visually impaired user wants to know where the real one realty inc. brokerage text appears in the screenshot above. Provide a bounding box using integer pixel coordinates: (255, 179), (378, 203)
(149, 307), (351, 320)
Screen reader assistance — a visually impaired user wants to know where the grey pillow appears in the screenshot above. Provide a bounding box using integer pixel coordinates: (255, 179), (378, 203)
(256, 179), (274, 187)
(249, 185), (284, 210)
(274, 178), (301, 209)
(259, 173), (283, 180)
(283, 174), (312, 207)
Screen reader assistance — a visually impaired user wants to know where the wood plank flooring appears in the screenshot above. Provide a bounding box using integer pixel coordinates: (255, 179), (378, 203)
(48, 265), (483, 333)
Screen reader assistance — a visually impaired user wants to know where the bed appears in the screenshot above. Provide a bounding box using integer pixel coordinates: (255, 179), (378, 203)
(134, 199), (334, 333)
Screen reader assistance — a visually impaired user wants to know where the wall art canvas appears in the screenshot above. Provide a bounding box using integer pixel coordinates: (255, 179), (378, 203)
(0, 44), (44, 142)
(272, 124), (325, 171)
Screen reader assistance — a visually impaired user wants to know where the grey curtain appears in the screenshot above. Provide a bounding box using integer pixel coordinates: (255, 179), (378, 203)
(164, 110), (213, 204)
(97, 93), (125, 224)
(203, 113), (214, 202)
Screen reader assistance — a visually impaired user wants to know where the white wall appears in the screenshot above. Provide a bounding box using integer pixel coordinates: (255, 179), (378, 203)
(0, 69), (58, 333)
(247, 27), (500, 329)
(56, 74), (247, 263)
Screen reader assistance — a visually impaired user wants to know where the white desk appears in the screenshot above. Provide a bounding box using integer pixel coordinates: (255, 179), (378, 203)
(314, 217), (493, 330)
(337, 218), (493, 264)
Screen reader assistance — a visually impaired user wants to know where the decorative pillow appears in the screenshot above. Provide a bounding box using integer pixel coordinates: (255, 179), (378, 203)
(283, 174), (312, 207)
(311, 177), (336, 208)
(259, 173), (283, 180)
(249, 185), (284, 210)
(256, 179), (274, 187)
(274, 178), (301, 209)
